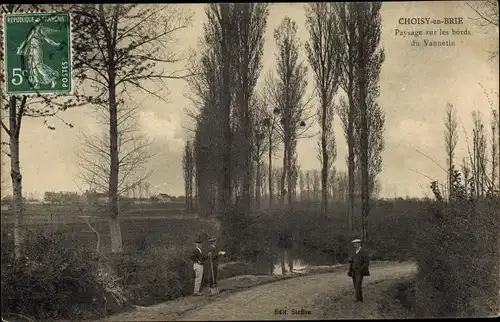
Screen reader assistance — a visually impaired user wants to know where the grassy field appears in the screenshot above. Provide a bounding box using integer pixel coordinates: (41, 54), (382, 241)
(1, 202), (188, 223)
(1, 198), (425, 260)
(1, 202), (219, 254)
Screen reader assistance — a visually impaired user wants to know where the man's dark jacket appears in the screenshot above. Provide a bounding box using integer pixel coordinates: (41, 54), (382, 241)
(189, 247), (205, 265)
(348, 248), (370, 276)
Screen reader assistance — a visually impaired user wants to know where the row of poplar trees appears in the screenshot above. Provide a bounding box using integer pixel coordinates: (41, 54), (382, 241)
(184, 3), (385, 242)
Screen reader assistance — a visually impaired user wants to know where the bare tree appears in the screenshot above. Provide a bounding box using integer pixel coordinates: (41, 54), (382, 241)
(467, 0), (499, 26)
(328, 167), (337, 201)
(312, 169), (321, 201)
(461, 157), (471, 196)
(471, 111), (488, 197)
(298, 169), (305, 201)
(144, 181), (150, 199)
(305, 170), (312, 201)
(336, 170), (349, 203)
(1, 4), (84, 257)
(466, 0), (499, 59)
(258, 162), (267, 205)
(272, 166), (282, 203)
(182, 140), (195, 212)
(444, 103), (459, 200)
(491, 109), (499, 192)
(76, 104), (155, 209)
(251, 93), (278, 209)
(266, 17), (313, 206)
(290, 151), (299, 201)
(71, 4), (192, 253)
(305, 2), (342, 216)
(261, 86), (281, 208)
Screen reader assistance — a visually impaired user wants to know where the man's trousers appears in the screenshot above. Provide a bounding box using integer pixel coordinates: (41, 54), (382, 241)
(352, 273), (364, 301)
(193, 263), (203, 293)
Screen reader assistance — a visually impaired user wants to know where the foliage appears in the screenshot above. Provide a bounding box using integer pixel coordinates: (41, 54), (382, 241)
(218, 198), (425, 265)
(219, 203), (274, 262)
(1, 228), (125, 320)
(112, 246), (192, 306)
(414, 169), (500, 317)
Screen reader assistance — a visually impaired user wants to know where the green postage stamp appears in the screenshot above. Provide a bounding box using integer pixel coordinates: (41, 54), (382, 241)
(3, 12), (72, 95)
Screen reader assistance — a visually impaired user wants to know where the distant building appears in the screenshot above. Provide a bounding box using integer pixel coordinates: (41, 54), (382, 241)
(83, 191), (109, 204)
(96, 193), (109, 204)
(158, 193), (172, 203)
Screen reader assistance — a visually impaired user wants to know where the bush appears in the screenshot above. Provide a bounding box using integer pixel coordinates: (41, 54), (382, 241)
(219, 204), (275, 262)
(1, 228), (124, 320)
(218, 200), (422, 266)
(413, 172), (500, 317)
(112, 246), (193, 306)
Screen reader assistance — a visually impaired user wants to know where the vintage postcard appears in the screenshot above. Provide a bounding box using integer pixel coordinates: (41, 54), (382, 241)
(0, 1), (498, 321)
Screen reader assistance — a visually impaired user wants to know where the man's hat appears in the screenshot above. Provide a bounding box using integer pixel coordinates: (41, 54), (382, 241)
(195, 239), (202, 243)
(351, 238), (362, 243)
(208, 237), (217, 243)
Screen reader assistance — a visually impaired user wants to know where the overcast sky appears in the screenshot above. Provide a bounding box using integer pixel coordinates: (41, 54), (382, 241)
(1, 1), (498, 199)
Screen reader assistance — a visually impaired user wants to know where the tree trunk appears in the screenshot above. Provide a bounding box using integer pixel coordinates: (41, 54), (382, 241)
(357, 7), (370, 243)
(347, 93), (355, 234)
(100, 4), (123, 253)
(448, 157), (453, 201)
(195, 170), (199, 212)
(255, 160), (261, 209)
(286, 143), (294, 206)
(281, 146), (287, 205)
(9, 97), (25, 258)
(220, 4), (232, 214)
(185, 172), (190, 210)
(241, 4), (252, 212)
(108, 81), (123, 253)
(321, 98), (329, 216)
(268, 144), (273, 208)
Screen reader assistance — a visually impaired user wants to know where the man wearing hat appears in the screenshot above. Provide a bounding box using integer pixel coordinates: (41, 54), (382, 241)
(348, 238), (370, 302)
(206, 237), (226, 295)
(190, 239), (205, 296)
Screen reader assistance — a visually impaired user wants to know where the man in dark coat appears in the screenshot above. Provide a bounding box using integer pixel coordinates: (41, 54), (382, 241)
(206, 237), (225, 295)
(348, 238), (370, 302)
(189, 239), (205, 296)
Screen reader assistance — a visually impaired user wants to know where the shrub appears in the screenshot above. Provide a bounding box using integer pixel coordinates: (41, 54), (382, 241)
(220, 200), (423, 266)
(414, 170), (500, 317)
(112, 246), (193, 306)
(1, 227), (124, 320)
(219, 204), (274, 262)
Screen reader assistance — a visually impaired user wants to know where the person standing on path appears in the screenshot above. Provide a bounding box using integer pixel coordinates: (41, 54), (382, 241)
(190, 239), (205, 296)
(348, 238), (370, 302)
(206, 237), (226, 295)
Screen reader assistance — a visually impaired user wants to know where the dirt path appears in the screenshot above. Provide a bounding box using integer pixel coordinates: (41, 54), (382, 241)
(177, 262), (416, 321)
